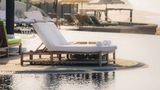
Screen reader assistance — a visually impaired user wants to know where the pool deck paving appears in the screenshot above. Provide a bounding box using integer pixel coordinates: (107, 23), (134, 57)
(0, 55), (145, 74)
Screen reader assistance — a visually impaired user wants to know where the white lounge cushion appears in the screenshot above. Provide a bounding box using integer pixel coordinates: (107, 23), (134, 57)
(33, 22), (117, 52)
(33, 22), (69, 51)
(96, 41), (103, 47)
(103, 40), (111, 46)
(51, 44), (117, 52)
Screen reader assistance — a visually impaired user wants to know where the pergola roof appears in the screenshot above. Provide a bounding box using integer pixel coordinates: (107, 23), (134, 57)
(89, 0), (125, 4)
(60, 0), (90, 4)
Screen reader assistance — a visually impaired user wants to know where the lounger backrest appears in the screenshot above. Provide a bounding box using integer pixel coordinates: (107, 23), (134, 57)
(64, 13), (74, 23)
(82, 15), (94, 26)
(24, 11), (44, 21)
(64, 13), (79, 24)
(89, 16), (101, 26)
(33, 22), (68, 50)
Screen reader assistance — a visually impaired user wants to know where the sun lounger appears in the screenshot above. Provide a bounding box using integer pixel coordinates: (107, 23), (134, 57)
(63, 13), (79, 25)
(0, 10), (21, 22)
(0, 21), (22, 57)
(75, 14), (95, 26)
(21, 22), (117, 66)
(89, 15), (103, 26)
(74, 14), (112, 26)
(24, 11), (54, 22)
(0, 10), (33, 24)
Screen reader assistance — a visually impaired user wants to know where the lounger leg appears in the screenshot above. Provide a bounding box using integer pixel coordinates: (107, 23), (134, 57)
(67, 54), (70, 60)
(39, 54), (42, 59)
(58, 54), (62, 61)
(6, 48), (9, 57)
(50, 53), (53, 63)
(98, 52), (102, 67)
(20, 52), (23, 66)
(113, 71), (115, 79)
(113, 52), (116, 64)
(30, 51), (33, 65)
(106, 54), (109, 64)
(19, 43), (22, 55)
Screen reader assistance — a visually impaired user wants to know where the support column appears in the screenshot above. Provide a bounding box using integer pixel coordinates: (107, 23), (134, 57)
(6, 0), (15, 35)
(130, 9), (133, 23)
(105, 5), (108, 21)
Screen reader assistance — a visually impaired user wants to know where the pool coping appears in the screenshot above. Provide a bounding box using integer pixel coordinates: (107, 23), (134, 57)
(0, 56), (146, 74)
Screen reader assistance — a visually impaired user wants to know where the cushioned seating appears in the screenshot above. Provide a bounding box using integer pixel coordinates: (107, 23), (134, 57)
(29, 22), (117, 66)
(8, 38), (21, 46)
(0, 21), (22, 56)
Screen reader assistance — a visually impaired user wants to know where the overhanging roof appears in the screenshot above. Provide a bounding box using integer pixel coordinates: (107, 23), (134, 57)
(89, 0), (125, 4)
(60, 0), (90, 4)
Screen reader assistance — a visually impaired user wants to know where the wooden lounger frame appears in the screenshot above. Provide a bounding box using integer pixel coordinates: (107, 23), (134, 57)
(20, 43), (116, 66)
(21, 50), (116, 67)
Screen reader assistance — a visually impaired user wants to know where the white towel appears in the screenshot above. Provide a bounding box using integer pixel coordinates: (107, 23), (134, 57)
(96, 41), (103, 47)
(103, 40), (111, 46)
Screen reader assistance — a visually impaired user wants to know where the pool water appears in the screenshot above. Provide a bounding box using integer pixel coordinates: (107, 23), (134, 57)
(0, 72), (115, 90)
(1, 31), (160, 90)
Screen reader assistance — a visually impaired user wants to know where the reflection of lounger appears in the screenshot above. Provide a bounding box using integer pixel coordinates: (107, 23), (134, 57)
(21, 22), (117, 66)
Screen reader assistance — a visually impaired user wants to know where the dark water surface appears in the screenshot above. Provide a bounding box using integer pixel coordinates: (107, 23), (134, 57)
(0, 72), (115, 90)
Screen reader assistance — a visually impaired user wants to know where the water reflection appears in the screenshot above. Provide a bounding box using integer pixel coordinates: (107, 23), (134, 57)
(0, 72), (115, 90)
(45, 72), (115, 90)
(0, 75), (12, 90)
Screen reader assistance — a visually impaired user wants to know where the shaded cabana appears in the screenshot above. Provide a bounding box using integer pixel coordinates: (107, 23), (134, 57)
(87, 0), (132, 22)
